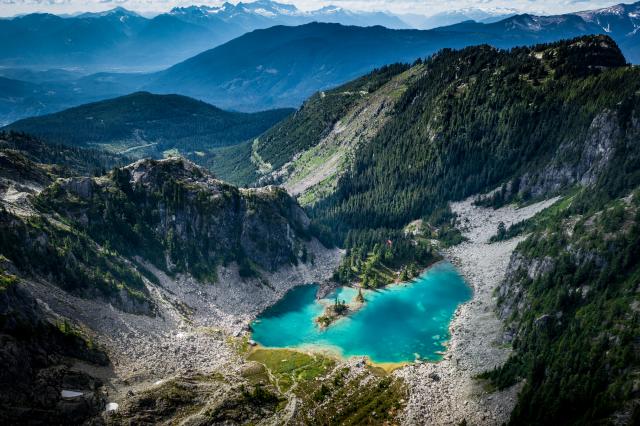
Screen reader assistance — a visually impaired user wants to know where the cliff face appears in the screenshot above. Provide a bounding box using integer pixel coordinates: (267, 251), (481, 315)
(0, 149), (315, 315)
(43, 158), (311, 278)
(487, 108), (639, 203)
(0, 273), (109, 425)
(480, 92), (640, 423)
(490, 193), (640, 423)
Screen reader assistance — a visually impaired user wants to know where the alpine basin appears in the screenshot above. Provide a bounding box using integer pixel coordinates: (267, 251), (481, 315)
(251, 262), (472, 363)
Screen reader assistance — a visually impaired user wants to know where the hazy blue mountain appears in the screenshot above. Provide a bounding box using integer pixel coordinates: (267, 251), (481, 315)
(435, 2), (640, 62)
(0, 67), (84, 83)
(143, 22), (504, 111)
(0, 71), (149, 126)
(0, 77), (86, 126)
(2, 2), (640, 122)
(143, 3), (640, 111)
(0, 9), (150, 70)
(0, 1), (406, 72)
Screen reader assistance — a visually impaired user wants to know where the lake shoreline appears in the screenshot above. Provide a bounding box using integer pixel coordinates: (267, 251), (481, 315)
(396, 195), (561, 425)
(251, 262), (470, 366)
(314, 258), (451, 330)
(247, 342), (412, 373)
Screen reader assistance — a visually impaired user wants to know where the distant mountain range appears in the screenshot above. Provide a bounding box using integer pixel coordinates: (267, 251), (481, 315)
(4, 1), (639, 72)
(399, 8), (518, 29)
(0, 1), (407, 72)
(121, 2), (640, 111)
(435, 2), (640, 63)
(143, 22), (494, 111)
(1, 1), (639, 121)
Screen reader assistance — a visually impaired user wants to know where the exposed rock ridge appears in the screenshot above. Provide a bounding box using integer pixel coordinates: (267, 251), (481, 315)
(488, 107), (639, 202)
(48, 157), (313, 275)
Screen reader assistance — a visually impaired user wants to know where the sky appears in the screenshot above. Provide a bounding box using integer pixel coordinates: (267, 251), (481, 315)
(0, 0), (628, 18)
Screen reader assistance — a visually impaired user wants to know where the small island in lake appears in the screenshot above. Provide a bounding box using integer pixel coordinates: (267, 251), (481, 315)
(316, 288), (365, 328)
(251, 263), (471, 363)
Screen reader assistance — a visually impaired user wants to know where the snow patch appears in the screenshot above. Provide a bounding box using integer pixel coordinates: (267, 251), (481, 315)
(61, 390), (84, 398)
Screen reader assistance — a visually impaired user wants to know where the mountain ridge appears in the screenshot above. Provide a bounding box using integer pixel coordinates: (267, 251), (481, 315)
(2, 2), (640, 122)
(0, 1), (407, 71)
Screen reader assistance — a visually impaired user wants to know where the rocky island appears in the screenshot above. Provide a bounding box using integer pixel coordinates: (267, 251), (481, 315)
(315, 288), (365, 328)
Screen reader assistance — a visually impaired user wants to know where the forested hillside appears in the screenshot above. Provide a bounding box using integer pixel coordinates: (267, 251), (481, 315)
(480, 104), (640, 422)
(309, 36), (634, 245)
(484, 188), (640, 424)
(251, 34), (640, 423)
(0, 132), (126, 177)
(0, 132), (313, 312)
(4, 92), (293, 159)
(255, 63), (411, 171)
(0, 132), (325, 424)
(205, 63), (415, 188)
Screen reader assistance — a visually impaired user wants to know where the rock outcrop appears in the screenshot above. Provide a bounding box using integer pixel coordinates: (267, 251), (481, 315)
(0, 274), (109, 425)
(41, 157), (314, 282)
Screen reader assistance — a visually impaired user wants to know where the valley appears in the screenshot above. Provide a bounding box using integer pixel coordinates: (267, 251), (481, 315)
(2, 1), (640, 125)
(0, 2), (639, 424)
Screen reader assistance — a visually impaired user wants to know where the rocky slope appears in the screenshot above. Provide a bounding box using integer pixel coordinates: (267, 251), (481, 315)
(0, 274), (110, 425)
(398, 194), (559, 425)
(0, 137), (342, 424)
(485, 190), (640, 424)
(255, 63), (425, 206)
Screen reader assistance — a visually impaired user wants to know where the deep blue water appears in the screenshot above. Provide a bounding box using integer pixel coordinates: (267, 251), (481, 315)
(251, 262), (472, 363)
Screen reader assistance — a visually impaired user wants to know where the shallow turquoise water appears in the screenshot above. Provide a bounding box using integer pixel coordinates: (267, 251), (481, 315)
(251, 262), (472, 363)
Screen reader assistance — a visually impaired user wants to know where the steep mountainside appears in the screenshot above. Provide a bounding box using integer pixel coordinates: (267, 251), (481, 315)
(4, 92), (293, 158)
(0, 278), (110, 424)
(475, 104), (640, 423)
(307, 36), (634, 244)
(486, 189), (640, 424)
(243, 34), (640, 424)
(0, 129), (318, 312)
(205, 63), (416, 187)
(0, 132), (341, 424)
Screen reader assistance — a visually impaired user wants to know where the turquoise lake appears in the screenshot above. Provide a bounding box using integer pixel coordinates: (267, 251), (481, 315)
(251, 262), (472, 363)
